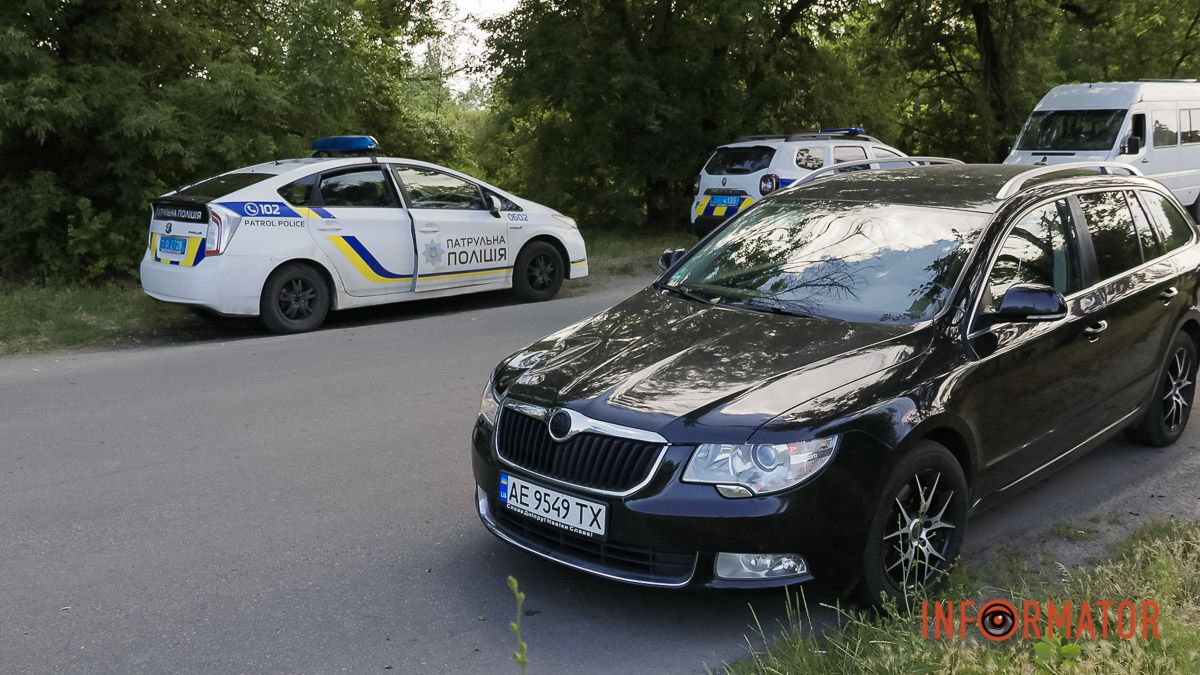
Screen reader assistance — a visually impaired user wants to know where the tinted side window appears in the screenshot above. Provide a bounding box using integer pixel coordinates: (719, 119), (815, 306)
(1184, 109), (1200, 145)
(1140, 191), (1195, 252)
(833, 145), (868, 172)
(1077, 191), (1143, 279)
(394, 167), (487, 210)
(873, 147), (903, 159)
(794, 146), (824, 170)
(1154, 110), (1179, 147)
(278, 174), (317, 206)
(1125, 191), (1162, 259)
(318, 169), (395, 208)
(987, 200), (1082, 309)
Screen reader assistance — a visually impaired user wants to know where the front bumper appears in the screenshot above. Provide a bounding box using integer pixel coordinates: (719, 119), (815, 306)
(471, 420), (888, 590)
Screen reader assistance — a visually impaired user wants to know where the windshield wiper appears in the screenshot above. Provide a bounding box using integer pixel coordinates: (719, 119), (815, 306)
(653, 281), (714, 305)
(724, 295), (828, 320)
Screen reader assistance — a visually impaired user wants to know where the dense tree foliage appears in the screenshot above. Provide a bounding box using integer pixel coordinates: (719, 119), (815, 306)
(2, 0), (1200, 282)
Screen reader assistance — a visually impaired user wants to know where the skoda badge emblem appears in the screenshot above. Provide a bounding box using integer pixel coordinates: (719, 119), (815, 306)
(548, 410), (573, 441)
(165, 223), (173, 234)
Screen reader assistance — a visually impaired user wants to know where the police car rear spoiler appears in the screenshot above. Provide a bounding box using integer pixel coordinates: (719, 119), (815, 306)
(152, 199), (209, 224)
(790, 156), (964, 189)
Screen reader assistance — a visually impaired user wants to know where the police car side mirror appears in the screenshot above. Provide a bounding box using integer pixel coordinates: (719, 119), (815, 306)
(1122, 136), (1142, 155)
(488, 194), (502, 218)
(658, 248), (686, 273)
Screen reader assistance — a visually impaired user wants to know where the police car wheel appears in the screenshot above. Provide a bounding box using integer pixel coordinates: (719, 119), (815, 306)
(513, 242), (563, 302)
(260, 263), (330, 334)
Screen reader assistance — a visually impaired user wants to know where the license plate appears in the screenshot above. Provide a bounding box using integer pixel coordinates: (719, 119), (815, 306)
(158, 236), (187, 255)
(500, 472), (607, 538)
(710, 195), (741, 207)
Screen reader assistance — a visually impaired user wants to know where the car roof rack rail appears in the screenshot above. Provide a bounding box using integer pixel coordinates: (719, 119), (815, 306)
(995, 162), (1143, 200)
(733, 134), (789, 142)
(790, 156), (964, 188)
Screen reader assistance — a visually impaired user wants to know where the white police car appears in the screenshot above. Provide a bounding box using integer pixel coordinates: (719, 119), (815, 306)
(690, 128), (907, 236)
(140, 136), (588, 333)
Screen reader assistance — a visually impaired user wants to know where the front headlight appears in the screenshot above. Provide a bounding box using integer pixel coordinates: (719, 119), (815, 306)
(479, 378), (500, 426)
(682, 437), (838, 497)
(551, 214), (578, 229)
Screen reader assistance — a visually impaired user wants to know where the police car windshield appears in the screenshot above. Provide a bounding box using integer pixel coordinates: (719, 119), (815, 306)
(705, 146), (776, 175)
(666, 199), (985, 324)
(1016, 109), (1126, 152)
(174, 172), (274, 201)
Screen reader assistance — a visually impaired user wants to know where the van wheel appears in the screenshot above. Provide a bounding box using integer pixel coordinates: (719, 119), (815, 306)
(260, 263), (330, 334)
(513, 241), (563, 302)
(1126, 331), (1197, 446)
(856, 440), (967, 608)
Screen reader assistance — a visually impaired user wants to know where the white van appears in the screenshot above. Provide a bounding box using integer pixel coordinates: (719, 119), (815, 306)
(1005, 80), (1200, 216)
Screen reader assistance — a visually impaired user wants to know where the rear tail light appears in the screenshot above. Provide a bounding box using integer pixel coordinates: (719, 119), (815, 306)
(759, 174), (780, 196)
(693, 175), (701, 195)
(206, 210), (223, 255)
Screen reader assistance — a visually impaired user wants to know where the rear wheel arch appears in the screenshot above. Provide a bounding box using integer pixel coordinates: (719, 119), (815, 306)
(264, 258), (339, 310)
(1180, 318), (1200, 351)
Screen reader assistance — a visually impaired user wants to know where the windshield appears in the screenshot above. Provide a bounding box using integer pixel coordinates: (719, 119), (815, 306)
(704, 146), (776, 175)
(665, 200), (985, 323)
(1016, 109), (1127, 152)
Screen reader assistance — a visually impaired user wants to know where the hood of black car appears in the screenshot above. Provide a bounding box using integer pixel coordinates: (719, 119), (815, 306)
(497, 286), (933, 442)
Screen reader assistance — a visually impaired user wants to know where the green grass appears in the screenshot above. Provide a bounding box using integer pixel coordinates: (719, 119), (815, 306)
(0, 282), (248, 356)
(720, 521), (1200, 674)
(0, 230), (694, 356)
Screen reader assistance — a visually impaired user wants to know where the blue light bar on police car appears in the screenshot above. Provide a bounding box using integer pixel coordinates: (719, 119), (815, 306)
(311, 135), (379, 153)
(819, 127), (865, 135)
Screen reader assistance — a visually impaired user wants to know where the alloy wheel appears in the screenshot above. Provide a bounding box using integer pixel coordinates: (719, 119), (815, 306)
(1163, 347), (1195, 430)
(881, 469), (957, 590)
(527, 254), (557, 291)
(278, 277), (316, 320)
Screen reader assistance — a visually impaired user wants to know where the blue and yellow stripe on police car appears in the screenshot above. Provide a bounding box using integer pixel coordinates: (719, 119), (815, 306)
(328, 235), (412, 282)
(151, 233), (207, 267)
(694, 196), (754, 219)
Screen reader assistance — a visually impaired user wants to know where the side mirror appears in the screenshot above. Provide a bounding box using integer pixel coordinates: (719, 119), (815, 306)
(657, 248), (686, 273)
(980, 283), (1067, 325)
(488, 194), (502, 218)
(1122, 135), (1142, 155)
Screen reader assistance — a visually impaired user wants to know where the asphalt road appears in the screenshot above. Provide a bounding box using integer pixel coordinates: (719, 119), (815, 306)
(2, 273), (1199, 674)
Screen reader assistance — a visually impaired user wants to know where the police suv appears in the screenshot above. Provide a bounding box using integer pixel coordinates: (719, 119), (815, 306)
(690, 128), (907, 236)
(140, 136), (588, 333)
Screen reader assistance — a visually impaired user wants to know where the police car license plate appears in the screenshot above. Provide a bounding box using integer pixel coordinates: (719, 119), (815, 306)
(500, 472), (607, 539)
(158, 236), (187, 255)
(711, 195), (741, 207)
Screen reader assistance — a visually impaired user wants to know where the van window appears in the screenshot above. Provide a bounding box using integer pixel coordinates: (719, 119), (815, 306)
(1015, 110), (1126, 152)
(1076, 191), (1143, 279)
(1182, 109), (1200, 145)
(705, 146), (776, 175)
(1139, 191), (1195, 252)
(1153, 110), (1179, 147)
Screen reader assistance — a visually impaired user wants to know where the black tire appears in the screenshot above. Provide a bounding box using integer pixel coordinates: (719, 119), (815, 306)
(513, 241), (564, 302)
(259, 263), (331, 334)
(856, 440), (968, 608)
(1125, 331), (1198, 447)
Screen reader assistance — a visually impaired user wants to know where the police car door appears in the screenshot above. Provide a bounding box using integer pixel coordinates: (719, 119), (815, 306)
(309, 165), (416, 297)
(391, 165), (509, 291)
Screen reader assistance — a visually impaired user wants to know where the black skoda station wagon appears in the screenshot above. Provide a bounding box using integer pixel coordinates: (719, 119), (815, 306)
(471, 162), (1200, 604)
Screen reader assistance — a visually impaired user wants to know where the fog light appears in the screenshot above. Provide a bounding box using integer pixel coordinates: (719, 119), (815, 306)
(714, 552), (808, 580)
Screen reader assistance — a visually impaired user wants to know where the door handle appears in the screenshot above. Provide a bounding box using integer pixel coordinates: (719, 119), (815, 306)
(418, 225), (440, 233)
(316, 223), (342, 231)
(1141, 158), (1150, 163)
(1082, 320), (1109, 341)
(1160, 287), (1179, 303)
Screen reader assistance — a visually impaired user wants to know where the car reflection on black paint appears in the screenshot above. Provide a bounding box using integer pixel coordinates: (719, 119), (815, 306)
(471, 163), (1200, 605)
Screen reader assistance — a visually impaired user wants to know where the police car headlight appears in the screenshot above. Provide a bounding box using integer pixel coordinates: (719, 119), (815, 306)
(479, 378), (501, 426)
(551, 214), (578, 229)
(682, 437), (838, 497)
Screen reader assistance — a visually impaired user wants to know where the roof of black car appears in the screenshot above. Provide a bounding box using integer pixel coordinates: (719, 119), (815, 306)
(782, 163), (1146, 213)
